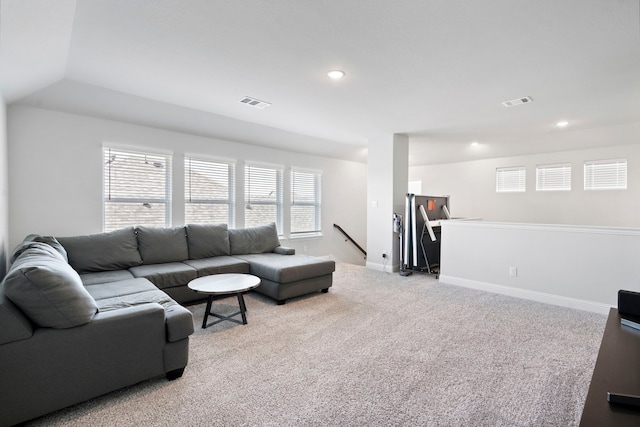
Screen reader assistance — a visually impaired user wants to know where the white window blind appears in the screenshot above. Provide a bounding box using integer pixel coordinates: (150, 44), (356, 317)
(103, 147), (172, 231)
(185, 157), (235, 226)
(536, 163), (571, 191)
(496, 167), (526, 193)
(584, 159), (627, 190)
(291, 169), (322, 234)
(245, 164), (283, 231)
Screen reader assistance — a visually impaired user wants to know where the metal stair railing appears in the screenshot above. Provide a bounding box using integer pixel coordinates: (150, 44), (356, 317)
(333, 224), (366, 259)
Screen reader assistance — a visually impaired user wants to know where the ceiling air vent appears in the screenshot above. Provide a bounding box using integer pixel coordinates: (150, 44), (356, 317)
(239, 96), (271, 109)
(502, 96), (533, 107)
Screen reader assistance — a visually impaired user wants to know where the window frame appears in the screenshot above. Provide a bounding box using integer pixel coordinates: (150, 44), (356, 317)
(290, 168), (322, 236)
(103, 146), (172, 231)
(584, 159), (627, 191)
(536, 163), (572, 192)
(496, 166), (526, 193)
(184, 156), (236, 226)
(244, 163), (284, 232)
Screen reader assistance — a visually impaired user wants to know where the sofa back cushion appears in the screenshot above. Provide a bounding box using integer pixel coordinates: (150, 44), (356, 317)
(11, 234), (68, 264)
(229, 223), (281, 255)
(4, 243), (98, 329)
(136, 226), (189, 264)
(58, 227), (143, 273)
(186, 223), (230, 259)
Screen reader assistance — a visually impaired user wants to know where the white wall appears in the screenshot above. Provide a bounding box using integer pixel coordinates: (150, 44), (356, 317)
(410, 144), (640, 228)
(366, 134), (408, 272)
(439, 221), (640, 314)
(0, 96), (7, 277)
(7, 105), (367, 264)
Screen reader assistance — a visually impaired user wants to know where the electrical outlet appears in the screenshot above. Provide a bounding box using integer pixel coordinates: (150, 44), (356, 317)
(509, 266), (518, 277)
(382, 252), (388, 258)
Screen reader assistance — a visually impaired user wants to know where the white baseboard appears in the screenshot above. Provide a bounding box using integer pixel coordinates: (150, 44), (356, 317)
(366, 261), (397, 273)
(438, 275), (611, 315)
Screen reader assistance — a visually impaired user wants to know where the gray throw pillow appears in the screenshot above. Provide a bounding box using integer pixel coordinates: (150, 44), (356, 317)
(136, 226), (189, 264)
(186, 223), (231, 259)
(4, 243), (98, 329)
(229, 223), (281, 255)
(58, 227), (143, 273)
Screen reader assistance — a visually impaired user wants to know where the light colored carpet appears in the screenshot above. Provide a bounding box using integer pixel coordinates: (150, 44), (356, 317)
(26, 263), (606, 426)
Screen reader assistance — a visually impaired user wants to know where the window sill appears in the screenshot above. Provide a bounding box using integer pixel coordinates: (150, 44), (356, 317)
(288, 232), (323, 240)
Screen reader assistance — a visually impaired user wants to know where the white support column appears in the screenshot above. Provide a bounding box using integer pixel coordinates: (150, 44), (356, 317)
(366, 133), (408, 272)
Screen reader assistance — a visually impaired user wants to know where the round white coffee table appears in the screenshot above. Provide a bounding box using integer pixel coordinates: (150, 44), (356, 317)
(188, 273), (261, 328)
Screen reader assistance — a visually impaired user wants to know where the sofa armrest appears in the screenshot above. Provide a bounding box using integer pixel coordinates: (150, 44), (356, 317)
(164, 303), (194, 342)
(273, 246), (295, 255)
(4, 303), (168, 373)
(76, 303), (168, 355)
(0, 303), (168, 425)
(91, 302), (165, 327)
(0, 292), (33, 345)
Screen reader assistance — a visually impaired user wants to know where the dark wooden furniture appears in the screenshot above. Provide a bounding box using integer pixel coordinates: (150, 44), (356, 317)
(580, 308), (640, 426)
(188, 273), (261, 328)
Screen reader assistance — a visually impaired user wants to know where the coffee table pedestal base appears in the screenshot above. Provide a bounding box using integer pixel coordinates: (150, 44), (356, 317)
(202, 293), (249, 328)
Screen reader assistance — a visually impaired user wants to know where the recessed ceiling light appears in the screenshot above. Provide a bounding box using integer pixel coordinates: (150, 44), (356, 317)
(556, 121), (569, 128)
(327, 70), (345, 79)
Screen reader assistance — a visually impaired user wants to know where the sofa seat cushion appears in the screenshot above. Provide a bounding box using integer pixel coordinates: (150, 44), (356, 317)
(183, 256), (250, 277)
(92, 287), (194, 342)
(234, 254), (336, 284)
(85, 278), (158, 301)
(136, 226), (189, 264)
(80, 269), (135, 286)
(57, 227), (143, 273)
(4, 243), (98, 329)
(129, 263), (197, 290)
(186, 223), (231, 258)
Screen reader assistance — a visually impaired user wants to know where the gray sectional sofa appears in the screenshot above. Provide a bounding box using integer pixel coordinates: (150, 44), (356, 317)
(0, 222), (334, 426)
(57, 222), (335, 305)
(0, 236), (194, 427)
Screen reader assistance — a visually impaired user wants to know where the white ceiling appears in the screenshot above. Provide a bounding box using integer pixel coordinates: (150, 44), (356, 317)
(1, 0), (639, 165)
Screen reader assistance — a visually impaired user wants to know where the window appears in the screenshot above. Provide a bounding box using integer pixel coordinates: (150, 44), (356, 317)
(584, 159), (627, 190)
(536, 163), (571, 191)
(291, 169), (322, 235)
(185, 157), (235, 226)
(245, 164), (283, 231)
(496, 167), (526, 193)
(103, 147), (172, 231)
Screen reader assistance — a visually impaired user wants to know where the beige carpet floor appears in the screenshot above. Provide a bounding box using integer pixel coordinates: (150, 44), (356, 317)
(26, 263), (606, 426)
